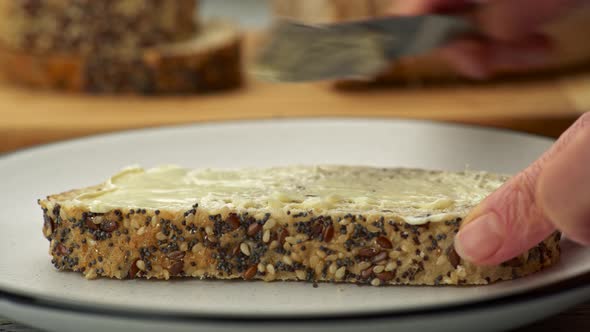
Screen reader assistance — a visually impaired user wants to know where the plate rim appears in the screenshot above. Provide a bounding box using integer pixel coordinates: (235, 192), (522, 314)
(1, 270), (589, 323)
(2, 117), (577, 323)
(0, 117), (555, 162)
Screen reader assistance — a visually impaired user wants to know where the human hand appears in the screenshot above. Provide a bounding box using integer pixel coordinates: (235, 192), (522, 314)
(447, 113), (590, 265)
(392, 0), (587, 79)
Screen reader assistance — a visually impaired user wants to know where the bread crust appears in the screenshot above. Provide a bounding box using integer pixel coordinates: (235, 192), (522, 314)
(39, 182), (560, 286)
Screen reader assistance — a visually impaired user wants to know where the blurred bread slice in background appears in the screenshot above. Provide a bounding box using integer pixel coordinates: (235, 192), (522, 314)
(0, 0), (198, 58)
(0, 0), (243, 94)
(0, 21), (242, 94)
(271, 0), (590, 84)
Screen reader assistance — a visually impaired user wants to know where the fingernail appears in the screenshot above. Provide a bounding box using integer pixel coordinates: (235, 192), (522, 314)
(455, 212), (504, 262)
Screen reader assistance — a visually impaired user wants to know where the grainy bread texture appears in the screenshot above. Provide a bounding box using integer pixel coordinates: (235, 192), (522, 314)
(272, 0), (590, 84)
(0, 21), (242, 94)
(38, 166), (560, 286)
(0, 0), (198, 57)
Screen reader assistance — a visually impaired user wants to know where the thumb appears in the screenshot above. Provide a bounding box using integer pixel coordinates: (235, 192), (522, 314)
(454, 113), (590, 265)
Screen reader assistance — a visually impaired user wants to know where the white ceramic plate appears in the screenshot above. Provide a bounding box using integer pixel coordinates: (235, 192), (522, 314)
(1, 119), (589, 332)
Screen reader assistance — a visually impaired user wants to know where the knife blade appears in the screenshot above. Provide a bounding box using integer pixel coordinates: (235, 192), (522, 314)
(252, 15), (475, 82)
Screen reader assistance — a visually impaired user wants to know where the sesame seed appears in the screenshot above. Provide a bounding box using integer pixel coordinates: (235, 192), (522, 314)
(335, 266), (346, 279)
(283, 242), (292, 251)
(316, 250), (326, 258)
(262, 230), (270, 243)
(156, 232), (167, 241)
(257, 263), (266, 273)
(309, 255), (320, 269)
(266, 264), (276, 274)
(263, 218), (276, 230)
(240, 243), (251, 256)
(269, 240), (279, 250)
(295, 270), (306, 280)
(358, 261), (371, 270)
(328, 264), (337, 274)
(136, 260), (146, 271)
(282, 255), (293, 266)
(385, 262), (396, 271)
(373, 265), (385, 273)
(371, 278), (381, 286)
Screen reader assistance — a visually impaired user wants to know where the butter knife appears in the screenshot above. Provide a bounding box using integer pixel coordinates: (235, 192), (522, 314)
(252, 15), (475, 82)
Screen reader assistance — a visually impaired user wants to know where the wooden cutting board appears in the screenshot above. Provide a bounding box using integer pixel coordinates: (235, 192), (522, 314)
(0, 33), (588, 153)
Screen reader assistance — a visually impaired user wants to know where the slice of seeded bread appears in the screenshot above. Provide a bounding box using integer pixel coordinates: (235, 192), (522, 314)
(0, 21), (242, 94)
(0, 0), (198, 58)
(38, 165), (560, 286)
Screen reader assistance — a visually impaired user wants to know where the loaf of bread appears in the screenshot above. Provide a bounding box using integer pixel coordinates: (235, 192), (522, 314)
(38, 165), (560, 286)
(0, 1), (243, 94)
(0, 0), (197, 57)
(272, 0), (590, 84)
(0, 21), (242, 94)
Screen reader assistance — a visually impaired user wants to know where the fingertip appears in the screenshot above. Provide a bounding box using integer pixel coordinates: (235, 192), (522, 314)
(454, 212), (505, 265)
(455, 171), (557, 266)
